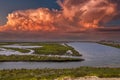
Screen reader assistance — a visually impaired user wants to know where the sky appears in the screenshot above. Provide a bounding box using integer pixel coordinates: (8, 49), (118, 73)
(0, 0), (120, 41)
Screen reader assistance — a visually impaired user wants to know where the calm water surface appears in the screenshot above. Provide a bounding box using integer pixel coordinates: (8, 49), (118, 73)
(0, 42), (120, 69)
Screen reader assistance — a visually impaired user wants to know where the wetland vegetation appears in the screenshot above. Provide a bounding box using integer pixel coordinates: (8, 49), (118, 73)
(0, 42), (82, 62)
(0, 67), (120, 80)
(0, 42), (81, 56)
(33, 43), (81, 56)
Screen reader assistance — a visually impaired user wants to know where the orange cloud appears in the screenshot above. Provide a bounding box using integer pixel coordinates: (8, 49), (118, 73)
(0, 8), (58, 32)
(58, 0), (117, 29)
(0, 0), (118, 33)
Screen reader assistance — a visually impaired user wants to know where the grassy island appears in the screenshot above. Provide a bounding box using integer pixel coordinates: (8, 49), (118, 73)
(0, 55), (83, 62)
(32, 43), (81, 56)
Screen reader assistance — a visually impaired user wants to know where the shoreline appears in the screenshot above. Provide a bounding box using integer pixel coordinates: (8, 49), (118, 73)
(0, 59), (84, 62)
(0, 55), (84, 62)
(97, 41), (120, 49)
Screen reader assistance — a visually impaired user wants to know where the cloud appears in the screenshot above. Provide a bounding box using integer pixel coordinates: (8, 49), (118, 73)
(0, 8), (58, 32)
(0, 0), (119, 41)
(58, 0), (117, 28)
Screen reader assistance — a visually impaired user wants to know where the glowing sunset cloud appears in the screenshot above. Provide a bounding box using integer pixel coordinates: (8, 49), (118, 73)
(0, 8), (57, 32)
(0, 0), (120, 41)
(59, 0), (117, 29)
(0, 0), (117, 33)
